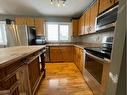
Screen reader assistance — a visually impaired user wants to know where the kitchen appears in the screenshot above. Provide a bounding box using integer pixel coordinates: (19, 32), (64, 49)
(0, 0), (126, 95)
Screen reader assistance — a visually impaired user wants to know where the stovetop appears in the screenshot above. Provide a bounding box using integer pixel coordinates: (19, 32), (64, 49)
(85, 47), (111, 59)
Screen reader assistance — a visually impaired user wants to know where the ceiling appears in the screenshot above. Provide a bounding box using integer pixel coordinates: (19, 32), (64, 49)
(0, 0), (94, 18)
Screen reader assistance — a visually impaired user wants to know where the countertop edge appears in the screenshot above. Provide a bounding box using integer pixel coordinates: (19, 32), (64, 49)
(0, 46), (46, 68)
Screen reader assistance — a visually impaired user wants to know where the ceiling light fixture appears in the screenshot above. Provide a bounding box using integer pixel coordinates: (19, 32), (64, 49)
(50, 0), (66, 7)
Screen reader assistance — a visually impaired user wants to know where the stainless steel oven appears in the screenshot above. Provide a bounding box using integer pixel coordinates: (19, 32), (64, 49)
(95, 5), (119, 31)
(83, 36), (113, 94)
(85, 49), (110, 84)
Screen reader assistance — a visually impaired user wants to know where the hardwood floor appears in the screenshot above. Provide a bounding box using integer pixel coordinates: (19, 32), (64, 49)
(36, 63), (93, 95)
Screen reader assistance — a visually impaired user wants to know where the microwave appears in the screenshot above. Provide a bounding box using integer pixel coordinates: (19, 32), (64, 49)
(95, 5), (119, 31)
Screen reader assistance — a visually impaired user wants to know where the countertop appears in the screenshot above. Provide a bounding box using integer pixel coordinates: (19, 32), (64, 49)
(0, 45), (46, 68)
(46, 43), (100, 49)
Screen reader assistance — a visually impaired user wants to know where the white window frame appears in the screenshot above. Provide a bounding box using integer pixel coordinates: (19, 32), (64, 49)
(46, 22), (72, 42)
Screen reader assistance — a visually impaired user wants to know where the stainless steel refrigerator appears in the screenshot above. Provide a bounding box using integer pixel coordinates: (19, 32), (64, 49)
(5, 25), (36, 47)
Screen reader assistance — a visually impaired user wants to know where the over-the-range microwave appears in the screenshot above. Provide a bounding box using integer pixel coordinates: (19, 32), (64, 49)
(95, 5), (119, 31)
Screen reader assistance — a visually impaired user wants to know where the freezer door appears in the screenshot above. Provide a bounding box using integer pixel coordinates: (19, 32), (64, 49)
(15, 25), (28, 46)
(6, 25), (19, 47)
(6, 25), (28, 47)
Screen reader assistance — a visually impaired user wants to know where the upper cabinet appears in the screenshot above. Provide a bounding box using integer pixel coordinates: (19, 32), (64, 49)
(78, 14), (85, 35)
(84, 8), (91, 34)
(26, 17), (34, 26)
(89, 0), (99, 33)
(15, 17), (45, 36)
(15, 17), (27, 25)
(15, 17), (34, 26)
(34, 18), (45, 36)
(85, 0), (99, 34)
(99, 0), (115, 13)
(78, 17), (82, 35)
(72, 19), (79, 37)
(72, 0), (117, 36)
(81, 14), (85, 35)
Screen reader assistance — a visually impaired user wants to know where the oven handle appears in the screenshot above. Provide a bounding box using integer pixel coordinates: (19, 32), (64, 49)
(85, 51), (111, 63)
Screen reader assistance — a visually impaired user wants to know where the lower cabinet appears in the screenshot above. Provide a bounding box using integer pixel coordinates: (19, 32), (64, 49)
(49, 46), (74, 62)
(74, 46), (84, 73)
(28, 57), (40, 94)
(0, 50), (46, 95)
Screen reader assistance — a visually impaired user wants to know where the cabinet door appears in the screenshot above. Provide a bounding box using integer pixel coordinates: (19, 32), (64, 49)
(72, 19), (79, 37)
(79, 48), (84, 73)
(74, 47), (77, 64)
(85, 9), (91, 34)
(61, 46), (74, 62)
(75, 47), (79, 67)
(99, 0), (115, 13)
(26, 17), (34, 26)
(50, 47), (62, 62)
(28, 57), (40, 92)
(78, 15), (85, 36)
(34, 18), (45, 36)
(78, 17), (82, 35)
(15, 17), (27, 25)
(81, 14), (85, 35)
(89, 0), (99, 33)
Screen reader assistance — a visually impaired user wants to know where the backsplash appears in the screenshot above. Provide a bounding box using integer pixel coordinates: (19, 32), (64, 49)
(73, 30), (114, 44)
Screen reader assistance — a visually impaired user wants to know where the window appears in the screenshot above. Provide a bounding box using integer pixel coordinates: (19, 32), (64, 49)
(60, 25), (69, 41)
(0, 21), (7, 45)
(47, 24), (58, 41)
(46, 22), (71, 42)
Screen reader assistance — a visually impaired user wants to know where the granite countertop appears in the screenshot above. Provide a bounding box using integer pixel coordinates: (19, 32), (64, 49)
(46, 42), (100, 49)
(0, 45), (46, 68)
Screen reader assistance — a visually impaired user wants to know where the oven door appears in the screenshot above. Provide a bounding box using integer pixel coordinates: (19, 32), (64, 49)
(84, 50), (110, 84)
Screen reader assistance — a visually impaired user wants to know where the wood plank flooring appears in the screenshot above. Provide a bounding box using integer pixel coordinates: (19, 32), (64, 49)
(36, 63), (93, 95)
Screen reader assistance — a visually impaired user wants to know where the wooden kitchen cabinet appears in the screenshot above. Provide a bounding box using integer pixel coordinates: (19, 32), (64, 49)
(15, 17), (45, 36)
(34, 18), (45, 36)
(28, 57), (40, 93)
(89, 0), (99, 33)
(0, 46), (46, 95)
(78, 17), (82, 35)
(74, 46), (84, 73)
(99, 0), (115, 13)
(78, 14), (85, 35)
(72, 19), (79, 37)
(50, 46), (74, 62)
(79, 48), (84, 73)
(81, 14), (85, 35)
(15, 17), (34, 26)
(85, 8), (91, 34)
(26, 17), (35, 26)
(50, 46), (62, 62)
(61, 46), (74, 62)
(15, 17), (27, 25)
(83, 0), (99, 34)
